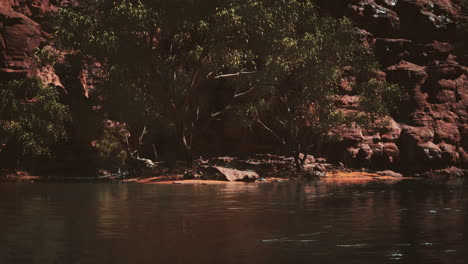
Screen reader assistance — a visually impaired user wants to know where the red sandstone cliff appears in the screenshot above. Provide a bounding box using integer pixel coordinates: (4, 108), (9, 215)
(316, 0), (467, 170)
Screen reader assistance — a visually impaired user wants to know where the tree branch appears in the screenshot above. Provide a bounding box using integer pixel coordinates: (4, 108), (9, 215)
(211, 105), (232, 119)
(190, 70), (200, 89)
(138, 125), (147, 146)
(209, 86), (255, 119)
(213, 71), (257, 79)
(256, 118), (286, 146)
(275, 116), (287, 128)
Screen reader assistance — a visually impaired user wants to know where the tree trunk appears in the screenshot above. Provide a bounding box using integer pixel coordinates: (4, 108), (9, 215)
(182, 132), (193, 168)
(293, 152), (303, 172)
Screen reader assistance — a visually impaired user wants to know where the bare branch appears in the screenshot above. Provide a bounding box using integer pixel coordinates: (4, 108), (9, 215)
(275, 116), (287, 128)
(233, 89), (252, 99)
(213, 71), (257, 79)
(256, 118), (286, 145)
(190, 70), (200, 89)
(209, 85), (255, 119)
(209, 86), (255, 119)
(211, 105), (232, 119)
(139, 125), (147, 145)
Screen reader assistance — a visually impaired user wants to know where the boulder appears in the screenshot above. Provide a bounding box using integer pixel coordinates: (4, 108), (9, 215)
(399, 124), (435, 143)
(380, 118), (402, 142)
(27, 0), (59, 20)
(315, 157), (328, 163)
(385, 61), (428, 86)
(424, 68), (467, 104)
(199, 166), (259, 182)
(376, 170), (404, 177)
(382, 143), (400, 163)
(422, 167), (467, 178)
(298, 153), (316, 164)
(357, 144), (373, 161)
(416, 141), (443, 163)
(345, 147), (360, 162)
(434, 89), (457, 103)
(438, 143), (459, 163)
(422, 41), (454, 60)
(339, 127), (365, 146)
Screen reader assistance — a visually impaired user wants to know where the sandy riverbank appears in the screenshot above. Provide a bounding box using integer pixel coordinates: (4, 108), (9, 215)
(0, 172), (413, 184)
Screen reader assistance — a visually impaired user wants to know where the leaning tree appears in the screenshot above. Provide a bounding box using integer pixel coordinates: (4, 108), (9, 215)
(212, 0), (401, 171)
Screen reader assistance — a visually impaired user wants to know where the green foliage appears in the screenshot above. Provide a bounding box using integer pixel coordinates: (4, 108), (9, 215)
(0, 78), (70, 159)
(55, 4), (117, 57)
(210, 0), (402, 170)
(54, 0), (401, 168)
(94, 124), (128, 166)
(54, 1), (163, 164)
(54, 0), (241, 165)
(217, 1), (399, 136)
(32, 46), (62, 68)
(357, 79), (403, 121)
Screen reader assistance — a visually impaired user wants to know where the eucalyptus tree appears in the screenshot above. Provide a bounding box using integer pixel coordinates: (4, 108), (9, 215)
(0, 78), (70, 169)
(213, 0), (401, 170)
(55, 0), (254, 167)
(55, 0), (400, 170)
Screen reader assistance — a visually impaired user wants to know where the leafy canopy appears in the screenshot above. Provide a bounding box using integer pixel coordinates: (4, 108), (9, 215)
(54, 0), (251, 163)
(54, 0), (401, 167)
(0, 78), (70, 158)
(216, 1), (400, 136)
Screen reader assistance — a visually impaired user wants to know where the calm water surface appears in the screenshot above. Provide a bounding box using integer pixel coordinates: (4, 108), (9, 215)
(0, 179), (467, 264)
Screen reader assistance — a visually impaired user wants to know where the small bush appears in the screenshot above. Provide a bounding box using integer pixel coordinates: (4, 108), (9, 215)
(32, 46), (62, 68)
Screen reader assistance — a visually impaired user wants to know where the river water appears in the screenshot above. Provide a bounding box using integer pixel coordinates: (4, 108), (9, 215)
(0, 179), (467, 264)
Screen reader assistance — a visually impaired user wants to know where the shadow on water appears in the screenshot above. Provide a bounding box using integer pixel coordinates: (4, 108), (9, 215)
(0, 178), (466, 264)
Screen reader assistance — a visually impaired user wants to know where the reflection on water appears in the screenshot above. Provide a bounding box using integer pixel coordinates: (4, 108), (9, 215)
(0, 179), (467, 264)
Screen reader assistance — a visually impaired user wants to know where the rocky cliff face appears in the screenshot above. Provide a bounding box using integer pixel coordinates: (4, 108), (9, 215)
(0, 0), (101, 175)
(0, 0), (45, 79)
(0, 0), (466, 172)
(315, 0), (467, 171)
